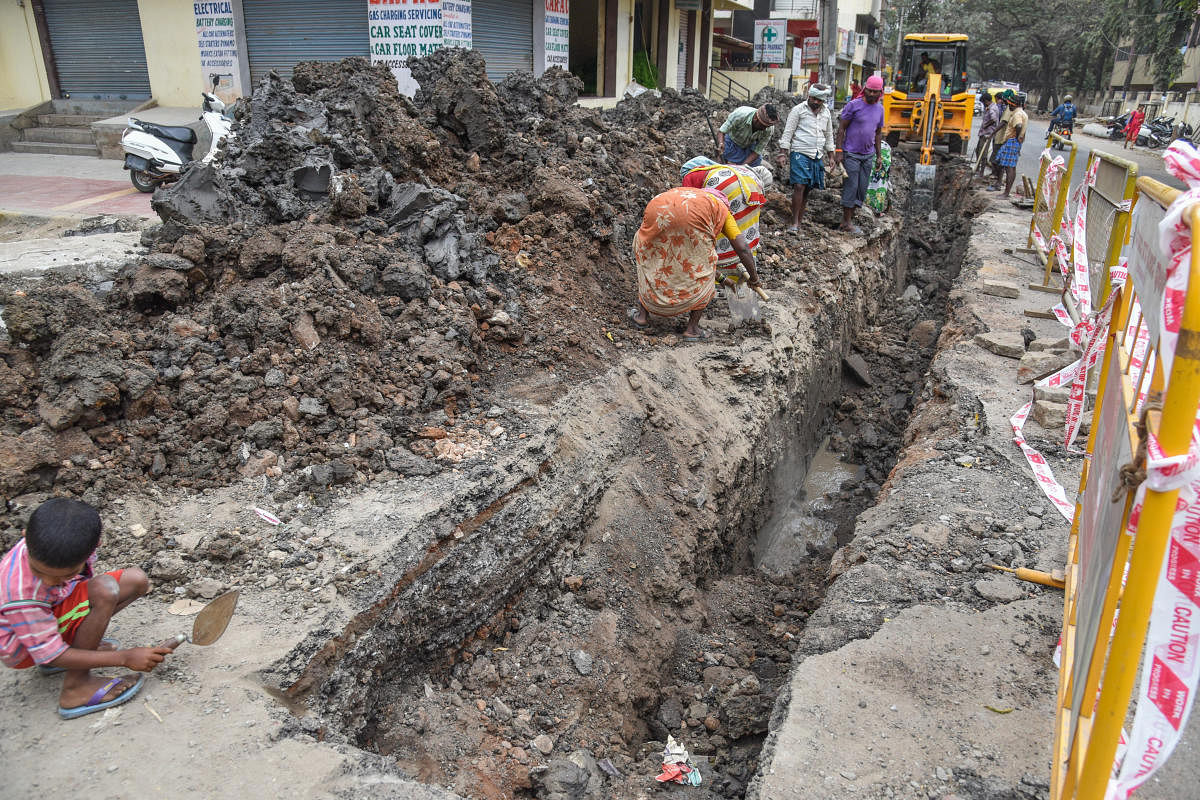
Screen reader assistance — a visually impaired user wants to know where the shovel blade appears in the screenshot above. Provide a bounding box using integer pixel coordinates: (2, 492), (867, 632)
(191, 589), (240, 646)
(914, 163), (937, 187)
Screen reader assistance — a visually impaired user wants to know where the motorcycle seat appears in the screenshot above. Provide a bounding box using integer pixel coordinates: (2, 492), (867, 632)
(132, 119), (197, 144)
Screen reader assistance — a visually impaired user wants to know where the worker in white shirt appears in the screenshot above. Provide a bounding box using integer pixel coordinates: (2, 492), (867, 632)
(778, 83), (836, 231)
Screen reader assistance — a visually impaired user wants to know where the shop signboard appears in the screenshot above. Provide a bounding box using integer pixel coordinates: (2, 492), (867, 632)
(193, 0), (245, 103)
(544, 0), (569, 71)
(802, 36), (819, 63)
(442, 0), (472, 49)
(368, 0), (444, 96)
(753, 20), (786, 65)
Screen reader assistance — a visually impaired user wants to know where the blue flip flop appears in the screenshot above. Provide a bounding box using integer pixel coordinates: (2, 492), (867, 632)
(58, 674), (145, 720)
(38, 638), (119, 676)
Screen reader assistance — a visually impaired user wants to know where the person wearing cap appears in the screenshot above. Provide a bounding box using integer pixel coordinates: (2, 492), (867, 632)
(718, 104), (780, 167)
(834, 74), (885, 235)
(778, 83), (836, 230)
(989, 92), (1027, 197)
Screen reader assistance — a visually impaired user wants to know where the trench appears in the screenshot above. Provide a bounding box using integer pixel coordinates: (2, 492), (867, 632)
(282, 155), (977, 798)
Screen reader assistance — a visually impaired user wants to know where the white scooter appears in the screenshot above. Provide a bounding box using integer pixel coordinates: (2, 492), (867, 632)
(121, 80), (233, 193)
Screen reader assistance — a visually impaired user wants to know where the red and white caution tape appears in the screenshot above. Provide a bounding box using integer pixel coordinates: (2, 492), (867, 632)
(1010, 400), (1076, 522)
(1107, 140), (1200, 799)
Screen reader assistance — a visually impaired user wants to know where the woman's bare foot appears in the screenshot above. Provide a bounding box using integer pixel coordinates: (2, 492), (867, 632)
(59, 674), (138, 710)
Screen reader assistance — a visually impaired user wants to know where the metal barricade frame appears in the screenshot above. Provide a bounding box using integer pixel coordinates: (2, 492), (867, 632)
(1051, 176), (1200, 799)
(1027, 132), (1078, 291)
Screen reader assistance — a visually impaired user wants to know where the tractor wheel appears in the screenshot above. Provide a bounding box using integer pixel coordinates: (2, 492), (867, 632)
(947, 134), (963, 155)
(885, 131), (901, 149)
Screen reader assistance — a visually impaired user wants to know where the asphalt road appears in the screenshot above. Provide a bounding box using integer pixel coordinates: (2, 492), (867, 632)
(969, 116), (1183, 192)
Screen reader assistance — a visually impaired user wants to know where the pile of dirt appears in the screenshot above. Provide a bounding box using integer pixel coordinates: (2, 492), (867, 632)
(0, 52), (803, 541)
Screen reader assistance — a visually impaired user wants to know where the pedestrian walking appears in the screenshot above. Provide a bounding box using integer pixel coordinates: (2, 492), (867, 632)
(717, 104), (779, 167)
(833, 74), (885, 235)
(988, 91), (1027, 197)
(777, 82), (835, 230)
(974, 92), (1001, 177)
(1124, 105), (1146, 149)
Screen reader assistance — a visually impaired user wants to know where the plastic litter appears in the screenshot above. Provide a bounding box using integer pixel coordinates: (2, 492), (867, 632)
(252, 507), (281, 525)
(655, 735), (702, 785)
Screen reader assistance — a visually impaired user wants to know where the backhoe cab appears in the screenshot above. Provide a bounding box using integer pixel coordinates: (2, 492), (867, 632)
(882, 34), (974, 161)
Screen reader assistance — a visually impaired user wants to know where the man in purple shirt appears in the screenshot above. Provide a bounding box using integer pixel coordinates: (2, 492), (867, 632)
(833, 74), (885, 235)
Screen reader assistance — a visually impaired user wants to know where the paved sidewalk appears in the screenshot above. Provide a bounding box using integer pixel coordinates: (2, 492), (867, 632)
(0, 152), (154, 219)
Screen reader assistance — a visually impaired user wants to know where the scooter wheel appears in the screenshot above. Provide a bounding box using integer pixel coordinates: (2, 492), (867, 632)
(130, 169), (158, 193)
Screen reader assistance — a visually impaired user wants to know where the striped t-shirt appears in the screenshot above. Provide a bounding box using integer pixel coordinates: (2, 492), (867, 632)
(0, 539), (96, 667)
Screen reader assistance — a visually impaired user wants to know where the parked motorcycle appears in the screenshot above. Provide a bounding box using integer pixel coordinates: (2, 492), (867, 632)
(1136, 117), (1175, 149)
(1176, 121), (1198, 145)
(121, 82), (233, 193)
(1103, 112), (1129, 140)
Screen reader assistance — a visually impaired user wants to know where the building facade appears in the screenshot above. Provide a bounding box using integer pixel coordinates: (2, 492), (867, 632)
(0, 0), (753, 112)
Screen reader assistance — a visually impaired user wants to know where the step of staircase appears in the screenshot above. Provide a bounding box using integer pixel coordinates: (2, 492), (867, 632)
(10, 140), (99, 157)
(36, 113), (108, 127)
(23, 126), (96, 145)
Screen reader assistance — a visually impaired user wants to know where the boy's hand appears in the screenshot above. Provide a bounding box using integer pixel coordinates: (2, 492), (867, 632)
(122, 646), (172, 672)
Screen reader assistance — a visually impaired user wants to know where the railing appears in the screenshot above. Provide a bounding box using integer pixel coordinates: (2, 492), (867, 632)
(768, 0), (817, 16)
(708, 69), (751, 104)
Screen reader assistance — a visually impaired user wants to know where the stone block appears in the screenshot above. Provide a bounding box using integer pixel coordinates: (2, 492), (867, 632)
(982, 280), (1020, 298)
(1028, 336), (1070, 353)
(1017, 351), (1075, 384)
(1033, 400), (1067, 429)
(974, 331), (1025, 359)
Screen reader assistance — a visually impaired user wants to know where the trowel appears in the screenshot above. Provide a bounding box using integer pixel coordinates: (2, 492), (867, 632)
(162, 589), (240, 649)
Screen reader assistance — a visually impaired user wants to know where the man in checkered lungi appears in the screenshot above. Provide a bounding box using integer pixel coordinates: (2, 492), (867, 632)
(988, 91), (1027, 198)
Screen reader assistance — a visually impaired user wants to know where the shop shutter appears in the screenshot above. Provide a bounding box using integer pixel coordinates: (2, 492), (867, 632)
(242, 0), (370, 87)
(42, 0), (151, 99)
(472, 0), (534, 81)
(676, 10), (689, 89)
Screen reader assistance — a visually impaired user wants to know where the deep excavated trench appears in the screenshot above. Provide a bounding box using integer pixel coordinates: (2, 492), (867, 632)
(271, 155), (977, 799)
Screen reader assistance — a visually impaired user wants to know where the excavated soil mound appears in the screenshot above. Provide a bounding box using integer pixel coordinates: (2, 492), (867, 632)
(0, 52), (813, 541)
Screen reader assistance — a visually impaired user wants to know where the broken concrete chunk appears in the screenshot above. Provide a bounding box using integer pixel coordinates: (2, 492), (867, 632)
(1017, 351), (1076, 384)
(1028, 336), (1070, 353)
(973, 331), (1025, 359)
(291, 312), (321, 350)
(1032, 400), (1068, 429)
(981, 280), (1020, 299)
(569, 650), (594, 676)
(145, 253), (197, 271)
(974, 576), (1025, 603)
(843, 354), (873, 385)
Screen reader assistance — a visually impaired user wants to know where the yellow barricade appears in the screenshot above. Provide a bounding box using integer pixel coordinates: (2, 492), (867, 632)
(1027, 132), (1077, 291)
(1052, 176), (1200, 799)
(1075, 151), (1138, 317)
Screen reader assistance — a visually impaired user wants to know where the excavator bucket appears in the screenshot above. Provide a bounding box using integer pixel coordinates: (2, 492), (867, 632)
(913, 74), (941, 194)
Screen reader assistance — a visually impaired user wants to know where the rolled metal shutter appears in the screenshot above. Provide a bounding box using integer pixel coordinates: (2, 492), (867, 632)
(472, 0), (534, 81)
(42, 0), (151, 99)
(242, 0), (371, 86)
(676, 10), (689, 88)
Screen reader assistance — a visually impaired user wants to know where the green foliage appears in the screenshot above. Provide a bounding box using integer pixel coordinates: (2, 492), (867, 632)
(633, 51), (659, 90)
(882, 0), (1174, 103)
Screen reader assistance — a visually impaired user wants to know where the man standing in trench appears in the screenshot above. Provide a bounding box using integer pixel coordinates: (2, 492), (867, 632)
(833, 74), (884, 235)
(778, 83), (835, 231)
(718, 104), (780, 167)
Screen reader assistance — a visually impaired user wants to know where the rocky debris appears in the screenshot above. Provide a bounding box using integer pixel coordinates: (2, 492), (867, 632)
(974, 331), (1026, 359)
(842, 353), (873, 385)
(0, 50), (792, 537)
